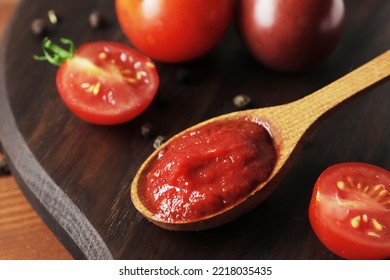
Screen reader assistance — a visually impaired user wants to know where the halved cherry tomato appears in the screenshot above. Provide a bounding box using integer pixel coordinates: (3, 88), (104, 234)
(35, 38), (159, 125)
(115, 0), (234, 62)
(309, 162), (390, 259)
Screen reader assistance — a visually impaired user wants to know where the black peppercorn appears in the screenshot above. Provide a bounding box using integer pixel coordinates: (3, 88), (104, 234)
(141, 122), (155, 139)
(233, 94), (251, 109)
(0, 159), (10, 176)
(89, 11), (106, 29)
(176, 68), (193, 85)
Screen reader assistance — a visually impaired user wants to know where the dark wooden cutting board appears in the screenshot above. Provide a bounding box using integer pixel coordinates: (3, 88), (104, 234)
(1, 0), (389, 259)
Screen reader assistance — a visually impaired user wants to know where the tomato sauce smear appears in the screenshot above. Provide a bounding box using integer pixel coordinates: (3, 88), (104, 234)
(141, 118), (277, 223)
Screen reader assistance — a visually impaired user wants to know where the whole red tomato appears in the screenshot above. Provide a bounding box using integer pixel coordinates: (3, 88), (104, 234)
(115, 0), (234, 62)
(237, 0), (345, 71)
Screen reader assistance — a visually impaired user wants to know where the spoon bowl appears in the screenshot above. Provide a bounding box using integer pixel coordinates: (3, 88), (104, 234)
(132, 50), (390, 230)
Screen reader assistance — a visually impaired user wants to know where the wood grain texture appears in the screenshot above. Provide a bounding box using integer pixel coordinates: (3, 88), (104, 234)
(0, 174), (72, 260)
(0, 0), (72, 260)
(0, 0), (389, 260)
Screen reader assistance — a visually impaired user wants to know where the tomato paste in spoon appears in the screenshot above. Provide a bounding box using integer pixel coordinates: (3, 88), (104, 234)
(142, 118), (277, 222)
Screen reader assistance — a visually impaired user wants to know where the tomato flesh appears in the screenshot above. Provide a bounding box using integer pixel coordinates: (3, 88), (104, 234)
(309, 162), (390, 259)
(56, 41), (159, 125)
(115, 0), (234, 62)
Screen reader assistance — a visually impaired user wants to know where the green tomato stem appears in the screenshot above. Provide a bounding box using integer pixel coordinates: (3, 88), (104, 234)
(33, 37), (76, 66)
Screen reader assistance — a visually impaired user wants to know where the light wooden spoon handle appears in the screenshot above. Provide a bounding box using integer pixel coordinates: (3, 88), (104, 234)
(251, 50), (390, 187)
(287, 49), (390, 132)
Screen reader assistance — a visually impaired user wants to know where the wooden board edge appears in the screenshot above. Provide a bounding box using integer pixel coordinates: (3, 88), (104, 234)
(0, 3), (113, 259)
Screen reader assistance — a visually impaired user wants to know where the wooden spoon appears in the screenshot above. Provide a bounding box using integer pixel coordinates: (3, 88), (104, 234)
(131, 50), (390, 231)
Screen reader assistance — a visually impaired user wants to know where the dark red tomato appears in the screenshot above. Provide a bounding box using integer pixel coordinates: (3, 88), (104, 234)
(309, 162), (390, 259)
(236, 0), (345, 71)
(46, 40), (159, 125)
(115, 0), (234, 62)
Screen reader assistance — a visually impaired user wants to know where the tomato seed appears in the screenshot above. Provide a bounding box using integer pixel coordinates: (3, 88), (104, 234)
(98, 52), (107, 60)
(367, 231), (380, 238)
(81, 83), (90, 89)
(371, 218), (384, 231)
(350, 215), (361, 228)
(153, 136), (166, 149)
(378, 189), (389, 198)
(93, 82), (101, 95)
(145, 62), (155, 69)
(370, 184), (383, 194)
(48, 10), (60, 25)
(136, 71), (143, 80)
(336, 181), (345, 190)
(125, 78), (137, 84)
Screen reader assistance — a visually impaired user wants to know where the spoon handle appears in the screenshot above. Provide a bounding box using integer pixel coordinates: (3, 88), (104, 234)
(293, 50), (390, 129)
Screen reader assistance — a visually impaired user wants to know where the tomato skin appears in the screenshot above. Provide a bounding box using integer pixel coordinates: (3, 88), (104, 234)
(56, 41), (159, 125)
(236, 0), (345, 72)
(309, 162), (390, 260)
(115, 0), (234, 62)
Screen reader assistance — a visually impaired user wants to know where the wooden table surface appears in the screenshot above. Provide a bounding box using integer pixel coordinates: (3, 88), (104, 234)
(1, 0), (389, 260)
(0, 0), (72, 260)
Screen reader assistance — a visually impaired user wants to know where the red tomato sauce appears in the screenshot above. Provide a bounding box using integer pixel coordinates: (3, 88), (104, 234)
(141, 118), (277, 222)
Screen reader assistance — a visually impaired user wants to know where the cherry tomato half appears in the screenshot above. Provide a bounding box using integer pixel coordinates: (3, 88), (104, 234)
(236, 0), (345, 71)
(55, 41), (159, 125)
(309, 162), (390, 259)
(115, 0), (234, 62)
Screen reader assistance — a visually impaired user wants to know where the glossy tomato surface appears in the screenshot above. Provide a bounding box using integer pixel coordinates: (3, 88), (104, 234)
(309, 162), (390, 260)
(115, 0), (234, 62)
(236, 0), (345, 71)
(56, 41), (159, 125)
